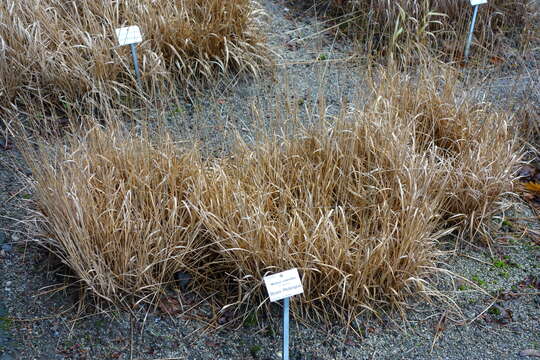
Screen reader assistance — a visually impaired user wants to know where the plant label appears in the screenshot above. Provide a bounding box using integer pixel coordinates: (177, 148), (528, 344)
(264, 268), (303, 302)
(470, 0), (487, 5)
(115, 26), (143, 46)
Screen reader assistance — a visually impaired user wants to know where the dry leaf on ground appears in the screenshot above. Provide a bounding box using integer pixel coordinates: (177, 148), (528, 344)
(157, 297), (183, 316)
(524, 182), (540, 193)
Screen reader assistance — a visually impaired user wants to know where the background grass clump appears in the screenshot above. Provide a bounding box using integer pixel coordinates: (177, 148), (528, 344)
(0, 0), (266, 115)
(21, 61), (521, 322)
(319, 0), (536, 58)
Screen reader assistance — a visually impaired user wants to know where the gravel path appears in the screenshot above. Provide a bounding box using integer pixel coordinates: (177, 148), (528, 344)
(1, 1), (539, 359)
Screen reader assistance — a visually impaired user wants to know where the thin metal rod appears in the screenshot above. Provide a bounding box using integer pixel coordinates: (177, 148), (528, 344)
(130, 43), (142, 89)
(464, 5), (479, 61)
(283, 297), (289, 360)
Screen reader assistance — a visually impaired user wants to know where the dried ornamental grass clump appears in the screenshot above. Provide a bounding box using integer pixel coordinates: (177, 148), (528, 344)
(22, 62), (520, 321)
(25, 127), (210, 306)
(192, 118), (447, 321)
(0, 0), (266, 114)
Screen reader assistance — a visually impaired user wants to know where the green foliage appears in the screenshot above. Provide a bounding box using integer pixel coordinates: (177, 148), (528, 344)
(250, 345), (262, 357)
(243, 312), (257, 327)
(492, 258), (508, 269)
(488, 306), (501, 316)
(0, 317), (12, 331)
(471, 275), (486, 287)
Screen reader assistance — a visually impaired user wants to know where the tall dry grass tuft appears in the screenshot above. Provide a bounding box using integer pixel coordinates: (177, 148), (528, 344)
(367, 62), (520, 238)
(192, 120), (446, 321)
(0, 0), (266, 116)
(24, 127), (210, 306)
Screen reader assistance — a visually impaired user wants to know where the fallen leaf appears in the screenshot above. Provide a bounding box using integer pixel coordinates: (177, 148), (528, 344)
(531, 235), (540, 246)
(434, 313), (447, 333)
(517, 276), (540, 290)
(519, 349), (540, 357)
(481, 313), (493, 323)
(503, 308), (513, 321)
(157, 296), (182, 315)
(205, 340), (220, 348)
(217, 309), (234, 325)
(524, 182), (540, 193)
(499, 291), (519, 300)
(490, 56), (504, 64)
(493, 307), (513, 325)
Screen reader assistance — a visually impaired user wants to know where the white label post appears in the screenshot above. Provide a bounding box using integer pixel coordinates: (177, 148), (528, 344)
(264, 268), (303, 360)
(465, 0), (488, 61)
(115, 26), (143, 89)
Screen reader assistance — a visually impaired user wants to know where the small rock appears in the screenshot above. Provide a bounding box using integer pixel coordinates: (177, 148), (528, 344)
(1, 244), (12, 252)
(10, 234), (20, 242)
(0, 250), (5, 257)
(5, 281), (11, 286)
(520, 349), (540, 357)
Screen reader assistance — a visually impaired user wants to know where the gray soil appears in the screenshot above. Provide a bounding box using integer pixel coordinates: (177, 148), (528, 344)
(1, 0), (539, 359)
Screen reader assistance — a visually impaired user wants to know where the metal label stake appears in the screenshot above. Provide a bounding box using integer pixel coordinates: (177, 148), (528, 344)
(283, 297), (290, 360)
(115, 25), (143, 89)
(129, 43), (142, 89)
(465, 0), (488, 61)
(263, 268), (303, 360)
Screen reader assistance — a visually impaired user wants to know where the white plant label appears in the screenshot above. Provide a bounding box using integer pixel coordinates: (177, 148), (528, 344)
(115, 26), (143, 46)
(470, 0), (487, 5)
(264, 268), (303, 302)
